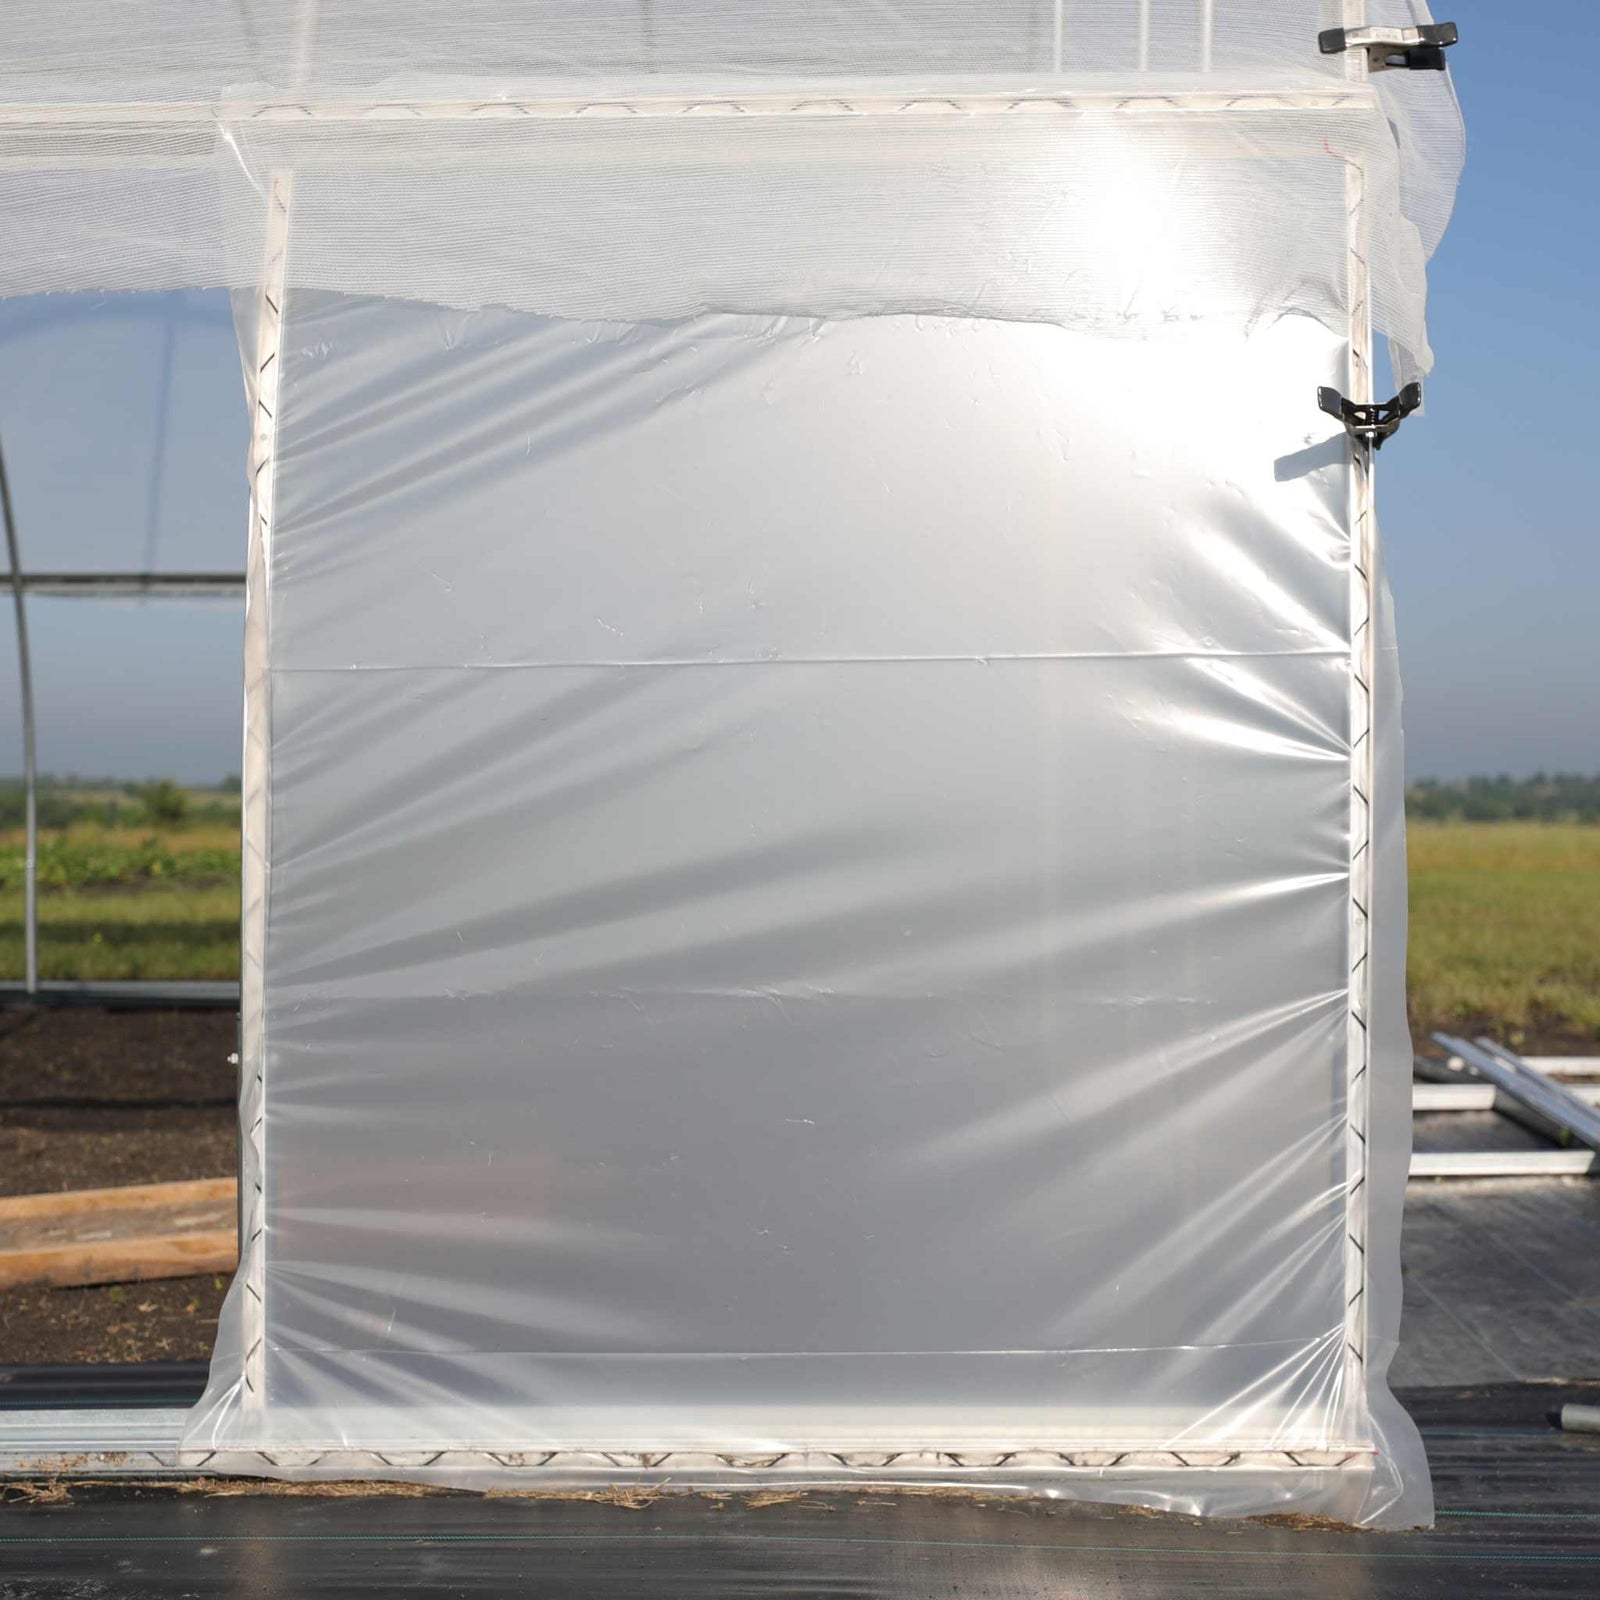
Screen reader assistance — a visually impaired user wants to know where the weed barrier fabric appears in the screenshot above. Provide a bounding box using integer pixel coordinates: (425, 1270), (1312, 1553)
(0, 2), (1463, 1528)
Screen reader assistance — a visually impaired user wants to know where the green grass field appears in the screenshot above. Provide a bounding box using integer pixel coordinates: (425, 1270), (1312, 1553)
(1, 808), (1596, 1049)
(1406, 821), (1600, 1050)
(0, 805), (241, 984)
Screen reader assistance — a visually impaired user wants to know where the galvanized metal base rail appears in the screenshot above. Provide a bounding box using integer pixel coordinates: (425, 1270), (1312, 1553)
(0, 980), (239, 1009)
(1435, 1035), (1600, 1151)
(1415, 1062), (1600, 1112)
(1412, 1040), (1600, 1180)
(1, 572), (244, 598)
(1411, 1149), (1595, 1179)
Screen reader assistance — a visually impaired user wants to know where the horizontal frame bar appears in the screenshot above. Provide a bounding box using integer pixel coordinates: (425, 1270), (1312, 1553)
(1435, 1035), (1600, 1154)
(0, 572), (243, 598)
(1409, 1149), (1597, 1179)
(0, 86), (1379, 130)
(1521, 1056), (1600, 1077)
(1414, 1081), (1600, 1112)
(0, 1360), (209, 1412)
(0, 980), (239, 1009)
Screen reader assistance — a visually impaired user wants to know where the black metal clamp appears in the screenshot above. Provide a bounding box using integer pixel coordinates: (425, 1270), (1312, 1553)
(1318, 382), (1423, 451)
(1318, 21), (1458, 72)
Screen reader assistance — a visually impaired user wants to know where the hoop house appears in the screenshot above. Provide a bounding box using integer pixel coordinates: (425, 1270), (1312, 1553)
(0, 2), (1463, 1525)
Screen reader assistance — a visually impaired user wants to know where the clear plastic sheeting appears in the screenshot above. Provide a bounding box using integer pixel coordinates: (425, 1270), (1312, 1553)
(0, 0), (1456, 1530)
(0, 291), (245, 574)
(0, 3), (1461, 381)
(212, 107), (1434, 374)
(180, 296), (1427, 1525)
(0, 1), (1448, 98)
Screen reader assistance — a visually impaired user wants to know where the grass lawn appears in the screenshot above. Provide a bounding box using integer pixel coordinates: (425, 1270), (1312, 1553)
(2, 815), (1596, 1051)
(1407, 821), (1600, 1051)
(0, 882), (240, 983)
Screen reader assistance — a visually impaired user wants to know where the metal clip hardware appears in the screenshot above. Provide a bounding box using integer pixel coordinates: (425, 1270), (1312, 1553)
(1318, 382), (1422, 451)
(1318, 21), (1458, 71)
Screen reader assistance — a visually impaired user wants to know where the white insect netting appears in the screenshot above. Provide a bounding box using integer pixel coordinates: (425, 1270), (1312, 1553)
(0, 3), (1462, 1525)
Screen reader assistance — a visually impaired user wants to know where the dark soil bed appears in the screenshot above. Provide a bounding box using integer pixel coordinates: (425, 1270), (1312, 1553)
(0, 1007), (237, 1363)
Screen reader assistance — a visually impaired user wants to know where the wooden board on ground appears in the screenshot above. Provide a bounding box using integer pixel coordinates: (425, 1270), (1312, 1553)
(0, 1178), (237, 1291)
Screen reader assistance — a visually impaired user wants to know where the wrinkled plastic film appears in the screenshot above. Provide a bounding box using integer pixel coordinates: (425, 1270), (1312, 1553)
(179, 285), (1427, 1521)
(0, 1), (1453, 1528)
(0, 3), (1461, 380)
(208, 106), (1433, 378)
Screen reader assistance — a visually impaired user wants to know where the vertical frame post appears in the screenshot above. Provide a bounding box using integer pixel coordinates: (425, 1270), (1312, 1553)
(237, 171), (293, 1415)
(1339, 0), (1377, 1439)
(0, 439), (37, 994)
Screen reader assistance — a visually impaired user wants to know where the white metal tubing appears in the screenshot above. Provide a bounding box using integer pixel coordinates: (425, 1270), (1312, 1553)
(1201, 0), (1215, 71)
(235, 170), (294, 1415)
(0, 437), (37, 994)
(1410, 1149), (1597, 1179)
(3, 572), (244, 598)
(1139, 0), (1152, 70)
(1434, 1035), (1600, 1154)
(0, 978), (238, 1008)
(1413, 1080), (1600, 1112)
(1413, 1082), (1495, 1112)
(1561, 1404), (1600, 1434)
(0, 87), (1380, 131)
(1520, 1056), (1600, 1078)
(1338, 61), (1375, 1424)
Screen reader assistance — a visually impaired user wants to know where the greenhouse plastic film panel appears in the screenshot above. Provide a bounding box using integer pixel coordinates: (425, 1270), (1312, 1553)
(180, 285), (1424, 1523)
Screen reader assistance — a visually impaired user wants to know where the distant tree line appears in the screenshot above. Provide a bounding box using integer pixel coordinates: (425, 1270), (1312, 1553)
(1406, 774), (1600, 823)
(0, 776), (240, 831)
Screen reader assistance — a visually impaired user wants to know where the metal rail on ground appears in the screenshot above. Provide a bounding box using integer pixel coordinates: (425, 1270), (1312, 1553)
(1415, 1080), (1600, 1112)
(0, 980), (239, 1009)
(1410, 1149), (1596, 1179)
(1433, 1034), (1600, 1153)
(1411, 1039), (1600, 1180)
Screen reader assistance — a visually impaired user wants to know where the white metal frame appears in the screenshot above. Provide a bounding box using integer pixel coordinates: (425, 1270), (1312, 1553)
(1434, 1036), (1600, 1154)
(0, 86), (1378, 132)
(1411, 1150), (1596, 1179)
(1337, 0), (1379, 1457)
(1, 573), (243, 597)
(1416, 1080), (1600, 1111)
(234, 171), (293, 1419)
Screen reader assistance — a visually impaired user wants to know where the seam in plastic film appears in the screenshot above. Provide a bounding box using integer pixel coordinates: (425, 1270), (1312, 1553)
(271, 648), (1354, 674)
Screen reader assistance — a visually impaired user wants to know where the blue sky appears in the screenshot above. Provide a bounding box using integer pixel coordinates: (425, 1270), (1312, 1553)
(1377, 0), (1600, 779)
(0, 0), (1595, 783)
